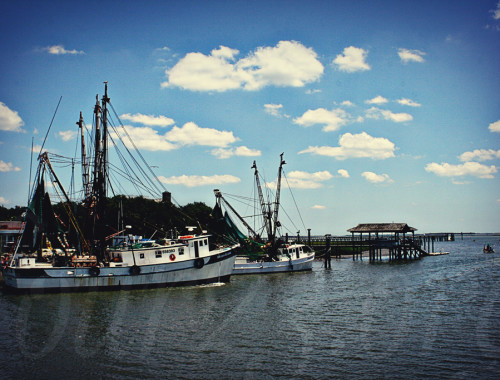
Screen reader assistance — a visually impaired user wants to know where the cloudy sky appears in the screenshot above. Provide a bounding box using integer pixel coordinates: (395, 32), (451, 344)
(0, 0), (499, 235)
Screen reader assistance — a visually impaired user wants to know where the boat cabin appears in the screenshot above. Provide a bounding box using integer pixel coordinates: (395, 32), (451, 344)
(108, 235), (211, 267)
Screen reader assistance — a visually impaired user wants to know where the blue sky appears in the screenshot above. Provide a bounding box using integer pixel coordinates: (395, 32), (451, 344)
(0, 0), (499, 235)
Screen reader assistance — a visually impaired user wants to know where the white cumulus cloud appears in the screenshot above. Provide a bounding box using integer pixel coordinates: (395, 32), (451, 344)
(43, 45), (85, 55)
(398, 48), (426, 63)
(162, 41), (323, 92)
(0, 160), (21, 172)
(425, 162), (497, 179)
(116, 125), (178, 151)
(366, 95), (388, 105)
(58, 130), (77, 141)
(264, 104), (288, 118)
(293, 108), (351, 132)
(489, 120), (500, 133)
(312, 205), (326, 209)
(299, 132), (396, 160)
(288, 170), (333, 182)
(111, 121), (240, 152)
(158, 174), (240, 187)
(491, 2), (500, 20)
(362, 171), (393, 184)
(120, 113), (175, 127)
(165, 122), (237, 147)
(211, 146), (261, 159)
(267, 170), (333, 189)
(366, 107), (413, 123)
(459, 149), (500, 162)
(333, 46), (371, 73)
(397, 98), (421, 107)
(337, 169), (350, 178)
(0, 102), (25, 132)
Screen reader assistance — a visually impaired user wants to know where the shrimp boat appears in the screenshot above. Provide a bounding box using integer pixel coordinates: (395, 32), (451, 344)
(2, 84), (238, 292)
(213, 153), (314, 275)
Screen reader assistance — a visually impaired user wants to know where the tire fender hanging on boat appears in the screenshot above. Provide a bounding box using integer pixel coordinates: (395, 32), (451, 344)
(89, 266), (100, 277)
(194, 258), (204, 269)
(130, 265), (141, 275)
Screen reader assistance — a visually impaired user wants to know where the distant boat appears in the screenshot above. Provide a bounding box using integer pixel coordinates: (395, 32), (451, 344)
(483, 245), (494, 253)
(2, 84), (238, 292)
(212, 153), (314, 275)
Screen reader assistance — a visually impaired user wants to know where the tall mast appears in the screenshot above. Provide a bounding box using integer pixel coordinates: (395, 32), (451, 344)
(78, 112), (90, 199)
(272, 153), (286, 240)
(92, 95), (101, 199)
(252, 160), (273, 242)
(101, 81), (109, 200)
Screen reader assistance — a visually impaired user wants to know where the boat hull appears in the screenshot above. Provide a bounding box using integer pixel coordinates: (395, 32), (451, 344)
(232, 253), (314, 275)
(3, 247), (236, 293)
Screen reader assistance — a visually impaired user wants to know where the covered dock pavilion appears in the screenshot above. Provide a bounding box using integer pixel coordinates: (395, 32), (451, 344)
(347, 223), (427, 261)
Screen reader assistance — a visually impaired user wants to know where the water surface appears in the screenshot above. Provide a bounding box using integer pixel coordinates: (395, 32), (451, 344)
(1, 236), (499, 379)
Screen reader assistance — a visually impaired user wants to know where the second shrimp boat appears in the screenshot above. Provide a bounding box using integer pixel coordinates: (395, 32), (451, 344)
(213, 153), (315, 275)
(2, 84), (238, 292)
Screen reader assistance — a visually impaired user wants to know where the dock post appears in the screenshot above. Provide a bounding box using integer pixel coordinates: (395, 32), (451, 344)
(351, 232), (355, 260)
(324, 234), (331, 269)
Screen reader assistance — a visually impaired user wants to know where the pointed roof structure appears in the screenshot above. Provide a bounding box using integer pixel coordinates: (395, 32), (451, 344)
(347, 223), (417, 234)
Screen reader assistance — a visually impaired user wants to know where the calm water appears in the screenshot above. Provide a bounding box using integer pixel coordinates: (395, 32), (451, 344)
(1, 236), (499, 379)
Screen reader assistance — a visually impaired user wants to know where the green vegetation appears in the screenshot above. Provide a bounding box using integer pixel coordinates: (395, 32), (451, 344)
(0, 205), (25, 221)
(2, 196), (217, 240)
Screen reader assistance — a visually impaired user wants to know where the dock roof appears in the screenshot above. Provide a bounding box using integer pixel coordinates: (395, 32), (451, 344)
(347, 223), (417, 233)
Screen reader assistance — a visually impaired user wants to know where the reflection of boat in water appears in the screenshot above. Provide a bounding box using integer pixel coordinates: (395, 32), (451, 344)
(3, 84), (238, 293)
(483, 245), (494, 253)
(213, 153), (314, 275)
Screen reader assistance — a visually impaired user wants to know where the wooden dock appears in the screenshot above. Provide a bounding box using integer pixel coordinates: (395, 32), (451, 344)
(284, 224), (455, 263)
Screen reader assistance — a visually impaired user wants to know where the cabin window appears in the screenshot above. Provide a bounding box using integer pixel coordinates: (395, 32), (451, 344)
(199, 240), (203, 247)
(296, 249), (300, 259)
(155, 250), (162, 258)
(204, 239), (208, 246)
(179, 248), (184, 255)
(140, 253), (145, 259)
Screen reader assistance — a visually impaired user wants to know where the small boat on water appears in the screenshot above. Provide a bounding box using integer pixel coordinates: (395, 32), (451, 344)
(232, 242), (314, 275)
(2, 84), (238, 292)
(483, 245), (494, 253)
(212, 153), (315, 275)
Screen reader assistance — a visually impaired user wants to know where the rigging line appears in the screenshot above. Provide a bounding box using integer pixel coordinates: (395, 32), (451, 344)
(106, 131), (151, 196)
(106, 124), (148, 194)
(108, 109), (182, 208)
(39, 96), (63, 156)
(109, 103), (168, 194)
(28, 137), (34, 206)
(108, 119), (163, 197)
(107, 130), (161, 198)
(221, 192), (256, 202)
(108, 163), (155, 197)
(283, 171), (307, 231)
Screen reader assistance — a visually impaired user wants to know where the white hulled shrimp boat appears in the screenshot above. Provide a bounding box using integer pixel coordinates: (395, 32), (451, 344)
(213, 153), (314, 275)
(2, 84), (238, 292)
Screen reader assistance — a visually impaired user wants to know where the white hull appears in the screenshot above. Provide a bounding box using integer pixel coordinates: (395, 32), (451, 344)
(3, 245), (236, 292)
(233, 252), (314, 275)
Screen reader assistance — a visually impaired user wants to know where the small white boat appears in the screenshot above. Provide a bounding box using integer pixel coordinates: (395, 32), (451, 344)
(233, 242), (314, 275)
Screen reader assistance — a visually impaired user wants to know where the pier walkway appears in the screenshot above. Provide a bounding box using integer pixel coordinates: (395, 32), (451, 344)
(284, 224), (455, 262)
